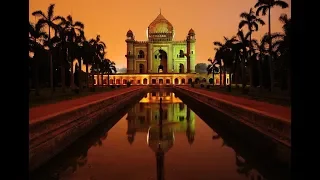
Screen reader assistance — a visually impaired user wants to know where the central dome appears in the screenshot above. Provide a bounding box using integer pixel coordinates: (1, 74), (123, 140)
(148, 13), (174, 33)
(147, 12), (174, 41)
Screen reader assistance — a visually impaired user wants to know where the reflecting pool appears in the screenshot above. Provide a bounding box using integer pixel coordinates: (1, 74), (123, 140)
(30, 92), (290, 180)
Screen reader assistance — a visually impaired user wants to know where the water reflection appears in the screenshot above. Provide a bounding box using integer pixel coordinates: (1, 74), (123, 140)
(30, 92), (290, 180)
(179, 93), (290, 180)
(127, 92), (195, 146)
(133, 93), (195, 180)
(29, 107), (131, 180)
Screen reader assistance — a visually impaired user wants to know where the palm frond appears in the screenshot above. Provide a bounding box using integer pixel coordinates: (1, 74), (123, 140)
(74, 21), (84, 29)
(273, 1), (289, 9)
(238, 20), (249, 29)
(32, 10), (46, 18)
(47, 4), (55, 20)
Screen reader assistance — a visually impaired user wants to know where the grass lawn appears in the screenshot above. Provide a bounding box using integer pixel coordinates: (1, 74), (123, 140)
(29, 86), (126, 108)
(194, 84), (291, 107)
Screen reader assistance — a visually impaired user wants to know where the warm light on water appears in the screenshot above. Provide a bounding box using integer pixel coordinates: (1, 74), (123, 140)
(30, 92), (290, 180)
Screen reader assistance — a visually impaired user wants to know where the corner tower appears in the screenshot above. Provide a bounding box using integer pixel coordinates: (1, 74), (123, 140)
(125, 30), (135, 73)
(187, 29), (196, 73)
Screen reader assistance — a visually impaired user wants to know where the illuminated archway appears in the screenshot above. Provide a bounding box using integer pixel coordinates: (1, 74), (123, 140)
(143, 78), (148, 84)
(174, 78), (179, 84)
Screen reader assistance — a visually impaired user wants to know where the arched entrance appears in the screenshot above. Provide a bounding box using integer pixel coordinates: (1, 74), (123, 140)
(174, 78), (179, 84)
(152, 79), (156, 84)
(188, 78), (192, 84)
(181, 78), (186, 84)
(202, 78), (206, 83)
(179, 63), (185, 73)
(138, 50), (145, 59)
(195, 78), (200, 84)
(156, 49), (168, 73)
(143, 78), (148, 85)
(139, 64), (145, 73)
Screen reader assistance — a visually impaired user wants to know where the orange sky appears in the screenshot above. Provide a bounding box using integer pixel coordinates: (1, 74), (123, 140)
(29, 0), (291, 68)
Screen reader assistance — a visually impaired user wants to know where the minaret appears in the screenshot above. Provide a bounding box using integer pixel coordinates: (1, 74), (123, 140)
(186, 29), (196, 73)
(125, 30), (135, 73)
(186, 107), (195, 145)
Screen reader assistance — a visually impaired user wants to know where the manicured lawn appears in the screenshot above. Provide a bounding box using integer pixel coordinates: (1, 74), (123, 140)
(29, 86), (126, 108)
(193, 84), (291, 107)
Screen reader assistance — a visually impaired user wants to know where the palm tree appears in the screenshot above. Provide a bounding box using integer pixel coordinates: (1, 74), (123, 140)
(101, 59), (117, 86)
(213, 36), (237, 87)
(90, 35), (106, 87)
(254, 0), (289, 91)
(32, 4), (65, 93)
(239, 8), (265, 47)
(81, 37), (95, 89)
(60, 15), (85, 89)
(235, 30), (251, 91)
(50, 23), (68, 92)
(251, 34), (269, 88)
(29, 22), (48, 96)
(73, 31), (86, 90)
(207, 58), (219, 86)
(272, 14), (291, 92)
(239, 8), (265, 87)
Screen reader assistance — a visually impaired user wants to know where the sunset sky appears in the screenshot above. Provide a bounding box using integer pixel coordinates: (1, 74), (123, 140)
(29, 0), (291, 68)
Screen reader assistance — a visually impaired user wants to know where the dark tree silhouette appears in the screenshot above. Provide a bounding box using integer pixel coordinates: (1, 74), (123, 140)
(254, 0), (289, 92)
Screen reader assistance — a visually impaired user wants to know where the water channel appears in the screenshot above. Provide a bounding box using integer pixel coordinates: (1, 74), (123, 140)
(30, 90), (290, 180)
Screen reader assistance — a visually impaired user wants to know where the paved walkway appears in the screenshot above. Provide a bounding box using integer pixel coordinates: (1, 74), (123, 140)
(179, 86), (291, 122)
(29, 86), (144, 123)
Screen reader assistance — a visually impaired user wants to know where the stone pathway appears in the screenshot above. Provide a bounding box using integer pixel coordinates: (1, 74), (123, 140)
(29, 86), (144, 123)
(179, 86), (291, 122)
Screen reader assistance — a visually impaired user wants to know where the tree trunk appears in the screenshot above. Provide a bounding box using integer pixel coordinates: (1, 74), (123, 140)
(219, 68), (222, 86)
(212, 72), (215, 86)
(287, 68), (291, 95)
(79, 59), (82, 91)
(70, 58), (74, 88)
(34, 57), (40, 96)
(241, 57), (246, 91)
(101, 73), (103, 87)
(61, 64), (65, 93)
(235, 65), (240, 88)
(268, 7), (274, 92)
(249, 33), (254, 88)
(86, 63), (89, 89)
(108, 73), (110, 86)
(96, 72), (99, 86)
(258, 57), (263, 87)
(48, 27), (54, 94)
(224, 67), (227, 87)
(249, 65), (253, 88)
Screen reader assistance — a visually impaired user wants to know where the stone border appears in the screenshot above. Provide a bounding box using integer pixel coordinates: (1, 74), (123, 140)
(175, 86), (291, 147)
(30, 86), (143, 125)
(29, 87), (146, 172)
